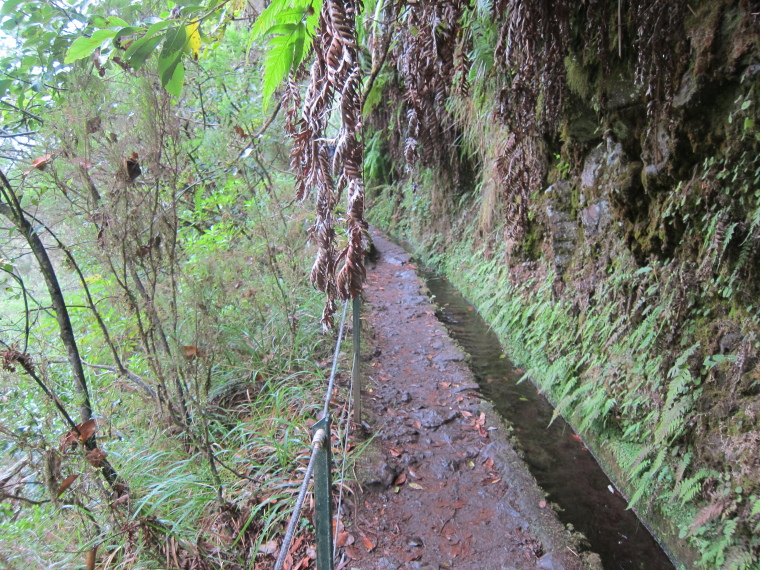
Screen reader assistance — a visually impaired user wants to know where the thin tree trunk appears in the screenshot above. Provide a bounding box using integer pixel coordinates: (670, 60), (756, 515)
(0, 172), (91, 422)
(0, 169), (118, 484)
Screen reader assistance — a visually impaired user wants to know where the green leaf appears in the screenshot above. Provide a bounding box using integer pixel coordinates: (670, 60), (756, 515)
(0, 0), (25, 16)
(158, 31), (187, 96)
(265, 22), (298, 36)
(179, 5), (206, 16)
(163, 60), (185, 96)
(2, 17), (18, 31)
(292, 22), (306, 66)
(262, 34), (295, 108)
(144, 20), (173, 38)
(64, 29), (117, 63)
(114, 26), (142, 41)
(251, 0), (290, 38)
(160, 26), (188, 60)
(125, 33), (165, 70)
(91, 15), (129, 28)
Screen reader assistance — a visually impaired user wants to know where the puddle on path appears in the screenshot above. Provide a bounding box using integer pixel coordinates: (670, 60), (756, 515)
(418, 268), (674, 570)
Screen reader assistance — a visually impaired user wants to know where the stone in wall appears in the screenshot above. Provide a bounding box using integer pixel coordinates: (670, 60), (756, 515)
(580, 139), (631, 200)
(580, 200), (611, 239)
(641, 122), (673, 190)
(578, 138), (641, 240)
(544, 180), (577, 273)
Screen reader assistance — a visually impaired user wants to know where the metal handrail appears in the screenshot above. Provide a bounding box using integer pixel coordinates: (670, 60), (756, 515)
(272, 298), (356, 570)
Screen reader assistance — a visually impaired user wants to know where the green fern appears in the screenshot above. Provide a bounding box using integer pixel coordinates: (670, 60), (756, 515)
(751, 495), (760, 518)
(251, 0), (322, 107)
(627, 447), (667, 508)
(654, 397), (692, 444)
(612, 441), (648, 475)
(700, 518), (738, 567)
(678, 451), (693, 477)
(724, 546), (757, 570)
(578, 388), (614, 432)
(677, 468), (714, 506)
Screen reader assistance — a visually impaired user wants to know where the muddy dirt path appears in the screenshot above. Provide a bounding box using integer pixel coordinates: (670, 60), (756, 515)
(341, 230), (602, 570)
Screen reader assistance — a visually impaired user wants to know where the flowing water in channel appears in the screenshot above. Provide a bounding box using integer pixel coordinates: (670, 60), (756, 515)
(417, 268), (674, 570)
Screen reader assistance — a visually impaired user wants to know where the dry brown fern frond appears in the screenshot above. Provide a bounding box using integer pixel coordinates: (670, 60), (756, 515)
(289, 0), (367, 330)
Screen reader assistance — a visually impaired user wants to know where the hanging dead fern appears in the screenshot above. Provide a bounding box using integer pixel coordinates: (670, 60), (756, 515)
(490, 0), (571, 242)
(290, 0), (366, 330)
(393, 0), (467, 173)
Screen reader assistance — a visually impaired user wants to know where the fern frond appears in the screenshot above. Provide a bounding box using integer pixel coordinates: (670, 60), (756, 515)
(654, 396), (692, 444)
(253, 0), (321, 107)
(678, 468), (714, 506)
(750, 495), (760, 518)
(725, 546), (756, 570)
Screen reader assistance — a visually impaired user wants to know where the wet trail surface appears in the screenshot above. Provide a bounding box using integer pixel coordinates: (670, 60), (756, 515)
(418, 268), (674, 570)
(344, 231), (598, 570)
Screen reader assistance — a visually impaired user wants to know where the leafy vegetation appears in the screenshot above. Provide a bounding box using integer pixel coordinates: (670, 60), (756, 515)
(0, 3), (362, 568)
(2, 0), (759, 567)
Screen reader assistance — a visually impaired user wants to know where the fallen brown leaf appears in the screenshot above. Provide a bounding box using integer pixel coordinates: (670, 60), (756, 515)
(77, 419), (97, 441)
(258, 540), (278, 555)
(359, 534), (375, 551)
(26, 154), (53, 173)
(388, 447), (403, 457)
(61, 419), (97, 450)
(57, 473), (79, 497)
(85, 547), (97, 570)
(110, 494), (129, 507)
(182, 345), (206, 359)
(336, 531), (353, 548)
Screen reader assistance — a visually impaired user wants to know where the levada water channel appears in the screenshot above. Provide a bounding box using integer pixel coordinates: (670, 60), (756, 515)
(415, 265), (674, 570)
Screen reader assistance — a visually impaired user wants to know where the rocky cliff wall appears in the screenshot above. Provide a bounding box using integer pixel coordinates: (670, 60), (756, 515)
(365, 2), (760, 567)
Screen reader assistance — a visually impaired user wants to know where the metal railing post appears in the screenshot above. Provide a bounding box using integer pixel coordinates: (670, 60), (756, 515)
(311, 417), (333, 570)
(351, 296), (361, 425)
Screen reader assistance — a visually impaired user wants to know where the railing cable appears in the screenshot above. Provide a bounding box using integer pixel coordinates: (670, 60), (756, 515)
(273, 428), (327, 570)
(273, 299), (350, 570)
(322, 300), (350, 419)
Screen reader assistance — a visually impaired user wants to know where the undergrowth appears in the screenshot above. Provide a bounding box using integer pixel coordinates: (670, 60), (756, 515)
(0, 21), (359, 570)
